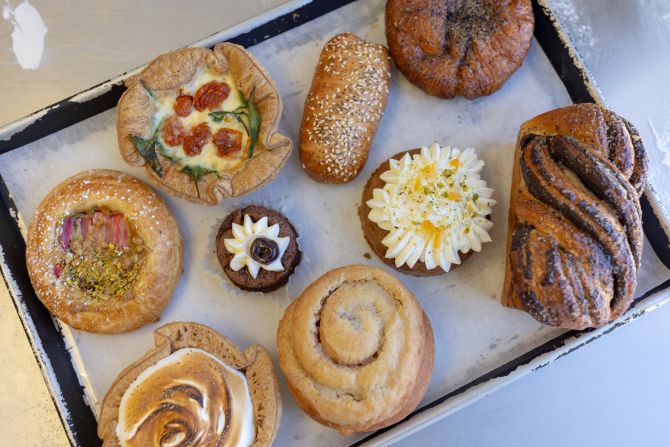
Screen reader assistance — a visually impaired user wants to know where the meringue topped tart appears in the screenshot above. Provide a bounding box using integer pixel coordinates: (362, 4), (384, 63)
(361, 143), (496, 275)
(98, 322), (282, 447)
(117, 348), (255, 447)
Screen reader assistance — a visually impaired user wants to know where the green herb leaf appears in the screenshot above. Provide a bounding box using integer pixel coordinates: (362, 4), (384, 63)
(156, 141), (179, 164)
(209, 87), (261, 158)
(155, 137), (218, 197)
(129, 120), (164, 176)
(209, 110), (251, 138)
(209, 110), (245, 123)
(244, 87), (261, 158)
(181, 165), (218, 198)
(140, 80), (156, 101)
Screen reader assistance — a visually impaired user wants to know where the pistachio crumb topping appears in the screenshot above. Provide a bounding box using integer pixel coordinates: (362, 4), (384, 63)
(55, 209), (147, 302)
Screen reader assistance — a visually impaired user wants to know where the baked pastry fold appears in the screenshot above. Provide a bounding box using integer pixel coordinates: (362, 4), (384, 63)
(503, 104), (648, 329)
(385, 0), (534, 99)
(299, 33), (391, 183)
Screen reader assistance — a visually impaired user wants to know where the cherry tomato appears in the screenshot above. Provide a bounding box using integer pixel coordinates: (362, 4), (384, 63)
(174, 95), (194, 117)
(183, 123), (212, 156)
(213, 128), (243, 156)
(194, 81), (231, 111)
(161, 115), (185, 146)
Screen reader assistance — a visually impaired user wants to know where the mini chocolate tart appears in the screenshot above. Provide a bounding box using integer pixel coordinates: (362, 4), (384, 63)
(216, 205), (301, 292)
(359, 144), (496, 277)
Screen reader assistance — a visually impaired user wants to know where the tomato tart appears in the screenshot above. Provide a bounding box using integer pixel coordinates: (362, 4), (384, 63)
(26, 170), (183, 334)
(117, 44), (292, 204)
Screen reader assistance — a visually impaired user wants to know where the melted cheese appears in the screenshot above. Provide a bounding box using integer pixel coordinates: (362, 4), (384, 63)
(153, 68), (250, 172)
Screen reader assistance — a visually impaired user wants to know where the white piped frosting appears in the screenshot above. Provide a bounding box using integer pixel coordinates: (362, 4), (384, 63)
(224, 214), (289, 278)
(366, 143), (496, 271)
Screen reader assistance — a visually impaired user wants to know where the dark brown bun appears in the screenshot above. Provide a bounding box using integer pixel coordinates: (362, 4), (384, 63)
(503, 104), (648, 329)
(385, 0), (534, 99)
(359, 149), (473, 276)
(216, 205), (301, 292)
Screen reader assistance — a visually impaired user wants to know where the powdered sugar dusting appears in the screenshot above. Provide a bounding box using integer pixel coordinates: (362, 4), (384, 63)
(649, 118), (670, 168)
(550, 0), (596, 60)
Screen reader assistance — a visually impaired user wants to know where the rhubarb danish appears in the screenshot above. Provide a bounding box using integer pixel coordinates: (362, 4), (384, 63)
(277, 265), (434, 435)
(359, 144), (496, 276)
(503, 104), (649, 329)
(26, 170), (182, 333)
(98, 322), (281, 447)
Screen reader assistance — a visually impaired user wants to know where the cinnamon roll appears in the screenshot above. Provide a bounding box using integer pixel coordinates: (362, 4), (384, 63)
(26, 170), (182, 333)
(503, 104), (649, 329)
(277, 265), (434, 435)
(98, 322), (281, 447)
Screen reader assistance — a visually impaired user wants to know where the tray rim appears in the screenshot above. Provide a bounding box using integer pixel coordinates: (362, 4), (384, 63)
(1, 0), (670, 446)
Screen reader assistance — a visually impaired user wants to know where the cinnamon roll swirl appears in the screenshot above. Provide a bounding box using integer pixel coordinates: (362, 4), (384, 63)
(277, 265), (435, 435)
(98, 322), (281, 447)
(503, 104), (649, 329)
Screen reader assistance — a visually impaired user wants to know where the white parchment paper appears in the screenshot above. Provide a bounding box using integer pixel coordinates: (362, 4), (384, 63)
(1, 0), (668, 445)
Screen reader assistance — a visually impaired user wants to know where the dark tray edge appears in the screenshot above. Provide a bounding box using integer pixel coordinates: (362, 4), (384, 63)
(0, 1), (669, 446)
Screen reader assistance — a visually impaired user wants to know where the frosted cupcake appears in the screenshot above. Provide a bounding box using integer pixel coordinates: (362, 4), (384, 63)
(359, 143), (496, 276)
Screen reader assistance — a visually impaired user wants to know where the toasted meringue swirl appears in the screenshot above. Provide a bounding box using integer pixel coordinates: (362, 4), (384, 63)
(117, 348), (254, 447)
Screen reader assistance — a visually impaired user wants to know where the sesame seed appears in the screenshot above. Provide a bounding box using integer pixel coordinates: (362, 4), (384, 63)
(305, 35), (390, 180)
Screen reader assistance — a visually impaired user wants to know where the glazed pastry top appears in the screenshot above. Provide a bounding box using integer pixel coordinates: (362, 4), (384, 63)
(117, 348), (255, 447)
(26, 170), (183, 334)
(300, 33), (391, 183)
(366, 143), (495, 271)
(504, 104), (648, 329)
(223, 214), (290, 279)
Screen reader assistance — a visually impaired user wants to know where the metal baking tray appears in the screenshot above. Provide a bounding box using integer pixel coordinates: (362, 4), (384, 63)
(1, 0), (670, 446)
